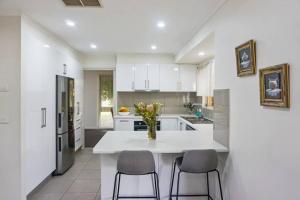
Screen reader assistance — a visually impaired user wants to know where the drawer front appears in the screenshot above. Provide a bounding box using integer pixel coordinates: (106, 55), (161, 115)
(114, 119), (134, 131)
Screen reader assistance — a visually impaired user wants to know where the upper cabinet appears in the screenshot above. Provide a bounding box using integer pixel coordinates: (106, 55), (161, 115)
(116, 64), (196, 92)
(159, 64), (180, 92)
(116, 64), (135, 91)
(134, 64), (160, 90)
(179, 65), (197, 92)
(147, 64), (160, 90)
(197, 60), (215, 96)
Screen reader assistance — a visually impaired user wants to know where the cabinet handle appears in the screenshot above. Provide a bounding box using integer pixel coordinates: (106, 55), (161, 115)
(77, 102), (80, 115)
(41, 108), (44, 128)
(145, 80), (147, 89)
(58, 137), (62, 152)
(147, 80), (150, 89)
(76, 127), (81, 130)
(76, 138), (80, 142)
(132, 82), (135, 90)
(41, 108), (46, 128)
(120, 120), (129, 122)
(44, 108), (47, 127)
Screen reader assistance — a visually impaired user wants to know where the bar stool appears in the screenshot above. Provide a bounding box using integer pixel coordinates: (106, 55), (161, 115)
(112, 150), (160, 200)
(169, 149), (223, 200)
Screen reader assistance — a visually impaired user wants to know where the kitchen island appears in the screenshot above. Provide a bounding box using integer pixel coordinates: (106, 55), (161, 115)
(93, 131), (228, 200)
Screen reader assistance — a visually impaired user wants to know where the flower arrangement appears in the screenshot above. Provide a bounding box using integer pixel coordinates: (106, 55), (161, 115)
(134, 102), (163, 139)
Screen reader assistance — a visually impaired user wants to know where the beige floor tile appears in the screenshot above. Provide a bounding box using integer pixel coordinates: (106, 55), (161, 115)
(62, 167), (82, 180)
(29, 193), (64, 200)
(84, 159), (101, 170)
(75, 154), (92, 163)
(72, 161), (87, 170)
(61, 193), (97, 200)
(36, 177), (74, 194)
(67, 180), (100, 193)
(77, 170), (101, 180)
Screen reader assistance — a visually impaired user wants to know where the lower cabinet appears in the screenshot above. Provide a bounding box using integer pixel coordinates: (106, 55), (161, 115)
(114, 119), (134, 131)
(161, 118), (178, 130)
(74, 118), (82, 151)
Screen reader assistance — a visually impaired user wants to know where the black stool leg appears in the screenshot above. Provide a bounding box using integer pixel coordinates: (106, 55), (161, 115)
(176, 171), (181, 200)
(112, 172), (119, 200)
(206, 172), (210, 200)
(116, 173), (121, 200)
(169, 161), (176, 200)
(154, 172), (160, 200)
(216, 170), (223, 200)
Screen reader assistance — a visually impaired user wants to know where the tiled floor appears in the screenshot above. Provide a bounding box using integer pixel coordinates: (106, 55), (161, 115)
(29, 148), (101, 200)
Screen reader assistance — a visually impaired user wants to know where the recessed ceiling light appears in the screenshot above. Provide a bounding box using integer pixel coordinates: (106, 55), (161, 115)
(90, 43), (97, 49)
(157, 21), (165, 28)
(43, 44), (50, 48)
(65, 20), (75, 27)
(151, 45), (157, 50)
(198, 51), (205, 56)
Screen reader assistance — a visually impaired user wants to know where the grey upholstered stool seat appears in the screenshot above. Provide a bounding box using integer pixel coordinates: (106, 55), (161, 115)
(169, 150), (223, 200)
(112, 151), (160, 200)
(117, 150), (156, 175)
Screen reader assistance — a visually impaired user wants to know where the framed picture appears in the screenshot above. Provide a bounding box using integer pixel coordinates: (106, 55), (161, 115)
(235, 40), (256, 76)
(259, 63), (290, 108)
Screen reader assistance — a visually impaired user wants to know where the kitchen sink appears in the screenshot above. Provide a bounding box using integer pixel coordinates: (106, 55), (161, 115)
(181, 116), (213, 124)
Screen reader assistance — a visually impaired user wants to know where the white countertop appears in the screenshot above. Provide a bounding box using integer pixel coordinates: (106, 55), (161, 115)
(114, 114), (214, 130)
(93, 131), (228, 154)
(114, 114), (188, 119)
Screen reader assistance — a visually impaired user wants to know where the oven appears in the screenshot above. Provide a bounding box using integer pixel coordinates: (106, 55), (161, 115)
(134, 121), (161, 131)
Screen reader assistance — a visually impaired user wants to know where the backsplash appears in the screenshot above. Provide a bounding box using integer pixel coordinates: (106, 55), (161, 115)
(117, 92), (198, 114)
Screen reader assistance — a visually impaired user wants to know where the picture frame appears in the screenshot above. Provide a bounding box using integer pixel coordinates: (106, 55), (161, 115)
(235, 40), (256, 76)
(259, 63), (290, 108)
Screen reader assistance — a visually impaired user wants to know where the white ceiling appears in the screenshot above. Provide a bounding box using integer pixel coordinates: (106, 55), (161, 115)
(0, 0), (225, 55)
(177, 33), (214, 64)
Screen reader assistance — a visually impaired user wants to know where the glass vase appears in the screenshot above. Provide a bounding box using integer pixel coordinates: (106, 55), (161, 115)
(147, 123), (156, 140)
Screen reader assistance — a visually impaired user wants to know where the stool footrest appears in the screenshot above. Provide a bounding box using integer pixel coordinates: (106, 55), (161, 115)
(170, 194), (213, 199)
(118, 196), (158, 199)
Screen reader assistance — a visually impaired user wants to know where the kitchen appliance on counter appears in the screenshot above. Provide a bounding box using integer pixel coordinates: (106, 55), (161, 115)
(53, 75), (75, 175)
(134, 120), (161, 131)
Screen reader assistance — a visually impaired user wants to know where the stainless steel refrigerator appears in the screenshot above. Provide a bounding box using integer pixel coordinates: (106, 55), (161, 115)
(54, 75), (75, 175)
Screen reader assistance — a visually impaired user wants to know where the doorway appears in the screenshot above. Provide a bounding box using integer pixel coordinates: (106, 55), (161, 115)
(99, 72), (114, 128)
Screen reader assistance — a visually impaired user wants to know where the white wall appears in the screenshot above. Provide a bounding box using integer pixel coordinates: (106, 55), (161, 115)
(116, 53), (175, 64)
(0, 16), (21, 200)
(84, 71), (100, 129)
(178, 0), (300, 199)
(81, 54), (116, 70)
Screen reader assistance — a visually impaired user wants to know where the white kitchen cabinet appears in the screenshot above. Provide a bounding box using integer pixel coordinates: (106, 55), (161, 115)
(134, 64), (160, 90)
(116, 64), (135, 91)
(159, 64), (180, 92)
(147, 64), (160, 90)
(161, 118), (178, 130)
(179, 65), (197, 92)
(197, 60), (215, 96)
(114, 118), (134, 131)
(134, 64), (148, 90)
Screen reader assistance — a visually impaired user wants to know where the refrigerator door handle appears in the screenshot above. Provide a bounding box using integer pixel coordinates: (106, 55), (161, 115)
(58, 113), (62, 128)
(58, 136), (62, 152)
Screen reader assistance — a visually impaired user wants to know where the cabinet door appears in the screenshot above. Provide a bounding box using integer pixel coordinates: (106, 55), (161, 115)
(161, 118), (178, 130)
(179, 65), (197, 92)
(116, 64), (135, 91)
(159, 64), (180, 92)
(114, 119), (134, 131)
(134, 64), (148, 90)
(147, 64), (160, 90)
